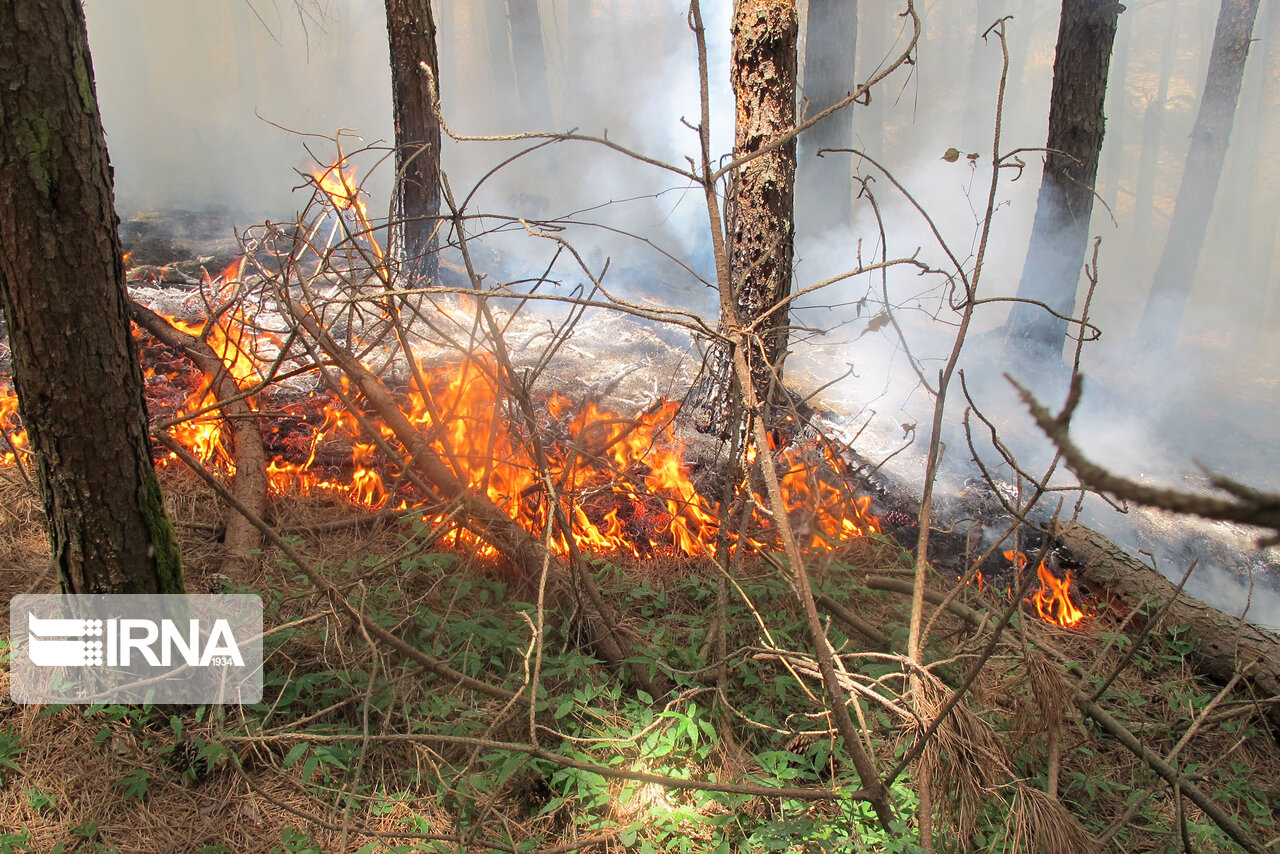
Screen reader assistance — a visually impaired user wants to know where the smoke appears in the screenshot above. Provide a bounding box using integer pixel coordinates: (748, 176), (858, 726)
(79, 0), (1278, 626)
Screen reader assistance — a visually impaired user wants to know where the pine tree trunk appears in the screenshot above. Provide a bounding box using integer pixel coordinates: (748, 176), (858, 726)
(1139, 0), (1260, 343)
(694, 0), (799, 438)
(0, 0), (183, 594)
(506, 0), (553, 127)
(384, 0), (442, 285)
(1131, 13), (1176, 277)
(797, 0), (855, 234)
(1004, 0), (1121, 356)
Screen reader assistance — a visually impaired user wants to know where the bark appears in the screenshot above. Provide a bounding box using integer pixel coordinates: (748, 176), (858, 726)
(694, 0), (799, 437)
(384, 0), (442, 285)
(1131, 13), (1176, 275)
(1138, 0), (1261, 344)
(130, 303), (267, 579)
(797, 0), (855, 233)
(1004, 0), (1121, 355)
(506, 0), (553, 127)
(1057, 521), (1280, 732)
(0, 0), (183, 594)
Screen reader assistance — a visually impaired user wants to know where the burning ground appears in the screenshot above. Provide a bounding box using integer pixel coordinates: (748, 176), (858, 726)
(0, 177), (1278, 851)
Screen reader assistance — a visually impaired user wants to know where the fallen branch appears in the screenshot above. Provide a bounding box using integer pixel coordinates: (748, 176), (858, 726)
(223, 730), (862, 802)
(1070, 689), (1269, 854)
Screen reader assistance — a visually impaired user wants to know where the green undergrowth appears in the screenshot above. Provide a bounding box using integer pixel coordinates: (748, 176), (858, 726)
(3, 536), (1278, 853)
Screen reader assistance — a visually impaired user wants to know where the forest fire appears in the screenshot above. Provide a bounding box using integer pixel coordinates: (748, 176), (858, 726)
(0, 303), (880, 562)
(1004, 549), (1087, 628)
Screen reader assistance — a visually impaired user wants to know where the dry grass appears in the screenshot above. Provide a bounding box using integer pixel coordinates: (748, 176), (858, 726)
(1, 466), (1278, 852)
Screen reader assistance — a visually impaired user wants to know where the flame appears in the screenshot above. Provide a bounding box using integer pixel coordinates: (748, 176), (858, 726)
(1006, 550), (1085, 628)
(311, 158), (384, 266)
(2, 296), (882, 560)
(1033, 562), (1085, 628)
(0, 384), (26, 465)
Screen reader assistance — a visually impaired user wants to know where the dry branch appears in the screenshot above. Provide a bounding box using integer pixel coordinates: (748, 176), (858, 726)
(1014, 374), (1280, 546)
(286, 302), (565, 592)
(130, 300), (267, 578)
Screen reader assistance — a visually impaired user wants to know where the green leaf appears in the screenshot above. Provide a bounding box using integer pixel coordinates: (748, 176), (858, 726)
(282, 743), (309, 769)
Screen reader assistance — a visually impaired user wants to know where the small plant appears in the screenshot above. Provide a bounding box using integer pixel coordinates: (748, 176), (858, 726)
(0, 729), (22, 782)
(274, 826), (322, 854)
(23, 787), (55, 811)
(113, 767), (150, 803)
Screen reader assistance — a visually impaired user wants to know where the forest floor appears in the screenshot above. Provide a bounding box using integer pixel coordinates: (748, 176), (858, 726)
(0, 467), (1278, 853)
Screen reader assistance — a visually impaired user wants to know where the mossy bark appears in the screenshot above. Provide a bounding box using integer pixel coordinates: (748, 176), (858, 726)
(0, 0), (183, 594)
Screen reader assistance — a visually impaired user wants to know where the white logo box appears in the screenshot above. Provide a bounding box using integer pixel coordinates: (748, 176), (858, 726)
(10, 594), (262, 705)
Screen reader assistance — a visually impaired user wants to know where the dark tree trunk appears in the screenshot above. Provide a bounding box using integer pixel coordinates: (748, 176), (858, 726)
(506, 0), (553, 127)
(384, 0), (442, 285)
(0, 0), (183, 594)
(1139, 0), (1261, 344)
(694, 0), (799, 438)
(732, 0), (798, 413)
(1004, 0), (1121, 356)
(1131, 12), (1176, 276)
(797, 0), (855, 234)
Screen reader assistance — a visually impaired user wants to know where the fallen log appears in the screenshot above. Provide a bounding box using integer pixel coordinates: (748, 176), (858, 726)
(131, 302), (267, 580)
(1057, 520), (1280, 731)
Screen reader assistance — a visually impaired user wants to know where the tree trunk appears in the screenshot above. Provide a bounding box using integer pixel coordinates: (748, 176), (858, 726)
(1131, 12), (1176, 277)
(695, 0), (799, 438)
(384, 0), (443, 285)
(506, 0), (553, 128)
(1004, 0), (1121, 356)
(1138, 0), (1260, 344)
(0, 0), (183, 594)
(797, 0), (855, 234)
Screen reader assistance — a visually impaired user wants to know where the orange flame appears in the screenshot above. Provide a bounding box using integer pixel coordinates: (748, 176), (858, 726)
(311, 158), (384, 266)
(3, 298), (883, 561)
(1006, 549), (1085, 628)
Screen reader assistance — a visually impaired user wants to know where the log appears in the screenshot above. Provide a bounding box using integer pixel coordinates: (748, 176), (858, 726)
(131, 302), (268, 579)
(1057, 520), (1280, 730)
